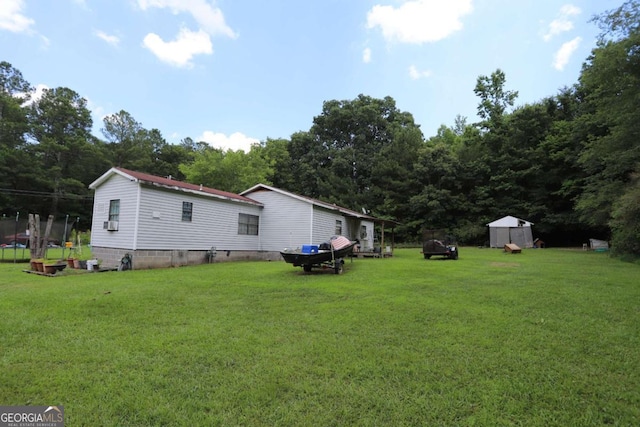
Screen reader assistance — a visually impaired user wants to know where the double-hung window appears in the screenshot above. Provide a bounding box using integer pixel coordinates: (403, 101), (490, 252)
(104, 199), (120, 231)
(238, 213), (259, 235)
(109, 199), (120, 222)
(182, 202), (193, 222)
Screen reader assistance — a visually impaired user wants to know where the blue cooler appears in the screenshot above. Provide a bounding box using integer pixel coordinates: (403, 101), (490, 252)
(301, 245), (319, 254)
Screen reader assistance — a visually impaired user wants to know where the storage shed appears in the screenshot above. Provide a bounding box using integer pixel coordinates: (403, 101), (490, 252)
(487, 216), (534, 248)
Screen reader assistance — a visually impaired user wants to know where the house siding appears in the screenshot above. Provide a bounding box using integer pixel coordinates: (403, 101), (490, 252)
(358, 220), (375, 251)
(135, 185), (262, 251)
(243, 187), (376, 252)
(312, 207), (348, 243)
(90, 174), (138, 250)
(242, 189), (311, 251)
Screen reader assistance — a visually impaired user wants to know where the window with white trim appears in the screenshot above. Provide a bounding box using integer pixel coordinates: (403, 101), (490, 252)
(238, 213), (259, 235)
(109, 199), (120, 222)
(182, 202), (193, 222)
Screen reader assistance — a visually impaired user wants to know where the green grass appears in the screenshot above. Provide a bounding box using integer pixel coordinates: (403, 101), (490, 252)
(1, 248), (639, 426)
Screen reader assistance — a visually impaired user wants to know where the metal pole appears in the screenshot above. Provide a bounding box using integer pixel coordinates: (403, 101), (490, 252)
(13, 212), (19, 263)
(61, 214), (69, 260)
(75, 217), (80, 256)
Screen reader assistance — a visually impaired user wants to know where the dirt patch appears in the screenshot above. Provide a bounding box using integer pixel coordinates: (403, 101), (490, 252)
(490, 262), (520, 268)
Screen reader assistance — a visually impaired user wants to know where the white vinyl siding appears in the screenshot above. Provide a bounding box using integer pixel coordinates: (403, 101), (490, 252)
(90, 174), (138, 249)
(312, 207), (349, 243)
(135, 185), (261, 250)
(242, 189), (311, 251)
(238, 213), (259, 235)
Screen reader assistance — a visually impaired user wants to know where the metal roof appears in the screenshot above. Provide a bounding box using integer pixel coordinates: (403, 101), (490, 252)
(486, 215), (534, 227)
(241, 183), (398, 225)
(89, 167), (263, 206)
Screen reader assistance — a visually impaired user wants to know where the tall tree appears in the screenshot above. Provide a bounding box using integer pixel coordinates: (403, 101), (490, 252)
(101, 110), (178, 175)
(180, 145), (272, 194)
(410, 126), (462, 236)
(0, 62), (33, 214)
(609, 174), (640, 257)
(287, 131), (325, 198)
(370, 125), (423, 239)
(474, 69), (519, 131)
(472, 69), (524, 221)
(302, 94), (420, 210)
(258, 138), (296, 190)
(101, 110), (145, 167)
(576, 0), (640, 240)
(28, 87), (94, 217)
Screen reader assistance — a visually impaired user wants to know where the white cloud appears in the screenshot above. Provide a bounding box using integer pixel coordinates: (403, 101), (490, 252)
(0, 0), (35, 33)
(31, 83), (48, 101)
(16, 83), (48, 106)
(367, 0), (473, 44)
(86, 98), (107, 124)
(362, 47), (372, 63)
(95, 30), (120, 46)
(137, 0), (237, 38)
(409, 65), (432, 80)
(198, 131), (260, 152)
(543, 4), (581, 41)
(553, 36), (581, 70)
(143, 28), (212, 68)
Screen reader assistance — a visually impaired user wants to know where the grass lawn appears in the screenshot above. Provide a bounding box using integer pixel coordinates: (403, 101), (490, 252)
(1, 248), (639, 426)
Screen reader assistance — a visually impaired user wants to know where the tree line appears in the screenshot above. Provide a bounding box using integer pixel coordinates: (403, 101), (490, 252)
(1, 1), (638, 257)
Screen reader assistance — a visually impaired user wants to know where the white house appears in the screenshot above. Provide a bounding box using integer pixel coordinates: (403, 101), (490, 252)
(89, 168), (387, 269)
(89, 167), (264, 269)
(487, 215), (534, 248)
(240, 183), (377, 253)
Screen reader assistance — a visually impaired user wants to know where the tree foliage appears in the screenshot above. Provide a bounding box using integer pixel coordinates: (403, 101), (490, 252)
(28, 87), (96, 217)
(180, 146), (272, 194)
(0, 62), (32, 212)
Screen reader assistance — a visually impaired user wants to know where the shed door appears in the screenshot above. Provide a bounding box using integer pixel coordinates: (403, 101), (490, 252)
(510, 228), (526, 248)
(496, 227), (510, 247)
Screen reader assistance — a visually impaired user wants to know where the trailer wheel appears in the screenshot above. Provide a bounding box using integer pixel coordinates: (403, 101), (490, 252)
(424, 254), (432, 259)
(303, 264), (312, 273)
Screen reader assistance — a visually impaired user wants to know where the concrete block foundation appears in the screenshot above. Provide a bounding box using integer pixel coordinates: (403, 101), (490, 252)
(90, 246), (283, 270)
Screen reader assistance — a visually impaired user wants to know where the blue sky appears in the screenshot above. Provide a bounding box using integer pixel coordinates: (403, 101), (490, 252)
(1, 0), (620, 151)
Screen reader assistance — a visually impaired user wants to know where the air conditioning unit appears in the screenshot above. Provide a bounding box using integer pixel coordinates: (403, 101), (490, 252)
(106, 221), (119, 231)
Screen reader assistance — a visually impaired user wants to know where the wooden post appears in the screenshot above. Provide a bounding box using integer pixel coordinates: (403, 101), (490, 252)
(28, 214), (54, 259)
(29, 214), (40, 259)
(42, 215), (54, 260)
(380, 221), (385, 258)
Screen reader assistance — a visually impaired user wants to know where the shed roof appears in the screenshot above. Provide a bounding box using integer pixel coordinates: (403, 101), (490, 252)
(487, 215), (534, 227)
(89, 167), (262, 206)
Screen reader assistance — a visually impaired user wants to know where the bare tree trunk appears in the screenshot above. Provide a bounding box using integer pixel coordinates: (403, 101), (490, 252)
(42, 215), (54, 260)
(28, 214), (40, 259)
(28, 214), (53, 259)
